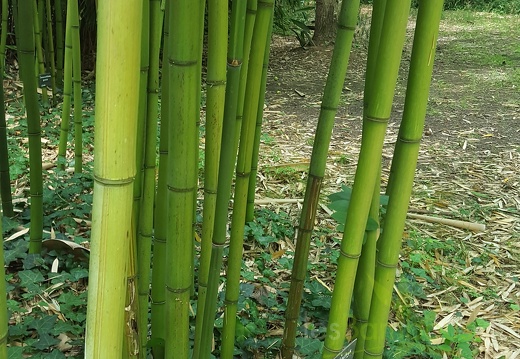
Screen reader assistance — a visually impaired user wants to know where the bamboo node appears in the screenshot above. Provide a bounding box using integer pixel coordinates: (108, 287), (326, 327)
(94, 175), (134, 186)
(337, 24), (356, 31)
(364, 349), (384, 357)
(321, 104), (339, 112)
(166, 184), (196, 193)
(376, 258), (398, 269)
(165, 285), (190, 294)
(322, 345), (341, 354)
(224, 299), (239, 305)
(365, 115), (389, 123)
(339, 249), (361, 259)
(168, 59), (198, 67)
(150, 299), (166, 305)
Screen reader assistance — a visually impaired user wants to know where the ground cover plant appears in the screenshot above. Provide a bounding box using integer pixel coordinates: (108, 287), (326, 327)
(1, 2), (519, 359)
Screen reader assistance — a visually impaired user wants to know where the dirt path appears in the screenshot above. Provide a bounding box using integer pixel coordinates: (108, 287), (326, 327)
(258, 9), (520, 358)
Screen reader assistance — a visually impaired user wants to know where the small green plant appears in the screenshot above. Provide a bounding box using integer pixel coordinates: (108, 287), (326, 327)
(328, 185), (388, 232)
(4, 237), (88, 358)
(273, 3), (314, 47)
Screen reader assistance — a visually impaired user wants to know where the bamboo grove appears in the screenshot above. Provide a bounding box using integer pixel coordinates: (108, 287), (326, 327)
(0, 0), (446, 357)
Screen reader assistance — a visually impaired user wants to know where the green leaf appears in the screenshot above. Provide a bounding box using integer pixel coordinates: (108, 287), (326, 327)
(51, 320), (77, 336)
(366, 217), (379, 231)
(4, 240), (28, 264)
(305, 280), (329, 295)
(331, 210), (347, 225)
(30, 315), (58, 335)
(423, 310), (437, 332)
(328, 199), (350, 213)
(295, 337), (323, 356)
(31, 333), (60, 350)
(18, 270), (45, 292)
(44, 350), (67, 359)
(311, 296), (331, 309)
(328, 185), (352, 202)
(8, 347), (24, 358)
(69, 267), (89, 282)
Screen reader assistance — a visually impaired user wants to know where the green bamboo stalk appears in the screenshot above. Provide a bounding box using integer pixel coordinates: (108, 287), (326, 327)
(0, 204), (8, 358)
(38, 0), (44, 39)
(0, 0), (14, 218)
(351, 2), (386, 355)
(55, 0), (64, 88)
(32, 0), (49, 105)
(0, 0), (7, 68)
(280, 1), (361, 357)
(0, 80), (13, 217)
(137, 0), (163, 353)
(12, 0), (22, 82)
(57, 1), (73, 169)
(364, 0), (387, 109)
(193, 2), (248, 359)
(18, 0), (44, 254)
(84, 0), (142, 356)
(70, 0), (82, 173)
(191, 0), (205, 299)
(322, 2), (411, 357)
(351, 170), (380, 359)
(363, 2), (444, 358)
(45, 0), (57, 102)
(133, 0), (150, 228)
(164, 1), (203, 358)
(214, 2), (274, 358)
(245, 13), (273, 223)
(192, 0), (228, 356)
(233, 0), (257, 158)
(150, 4), (168, 357)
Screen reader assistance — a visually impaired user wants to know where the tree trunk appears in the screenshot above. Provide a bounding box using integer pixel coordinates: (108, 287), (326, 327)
(313, 0), (338, 45)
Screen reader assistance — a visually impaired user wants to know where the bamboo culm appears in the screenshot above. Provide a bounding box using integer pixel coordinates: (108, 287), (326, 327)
(18, 0), (44, 254)
(322, 1), (412, 357)
(218, 2), (274, 357)
(164, 1), (204, 357)
(280, 0), (361, 357)
(0, 0), (14, 217)
(84, 0), (142, 356)
(363, 2), (444, 357)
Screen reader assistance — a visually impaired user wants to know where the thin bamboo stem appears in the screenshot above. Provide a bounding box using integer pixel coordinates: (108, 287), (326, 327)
(193, 0), (228, 356)
(218, 2), (274, 357)
(55, 0), (64, 87)
(363, 2), (444, 357)
(352, 169), (380, 358)
(322, 1), (411, 357)
(18, 0), (44, 254)
(150, 4), (169, 358)
(45, 0), (57, 102)
(0, 0), (14, 217)
(0, 204), (7, 358)
(193, 2), (248, 358)
(32, 0), (49, 105)
(57, 1), (73, 169)
(280, 0), (361, 357)
(164, 1), (204, 357)
(232, 0), (257, 157)
(245, 14), (273, 223)
(137, 0), (163, 353)
(70, 0), (82, 173)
